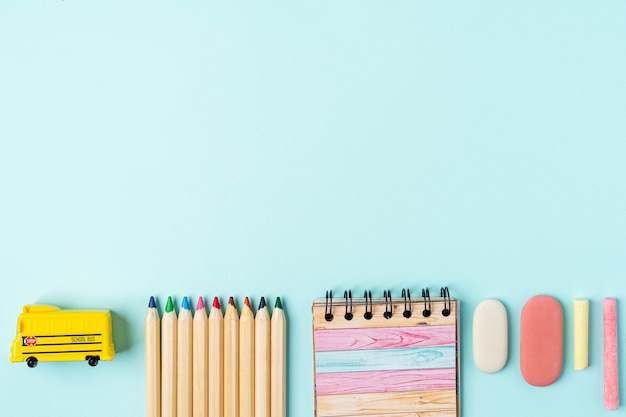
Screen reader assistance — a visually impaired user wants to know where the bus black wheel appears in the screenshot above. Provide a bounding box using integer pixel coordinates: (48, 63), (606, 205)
(26, 357), (38, 368)
(87, 356), (100, 367)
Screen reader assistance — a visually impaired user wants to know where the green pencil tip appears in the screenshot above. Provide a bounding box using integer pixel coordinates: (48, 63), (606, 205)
(165, 296), (174, 313)
(275, 297), (282, 309)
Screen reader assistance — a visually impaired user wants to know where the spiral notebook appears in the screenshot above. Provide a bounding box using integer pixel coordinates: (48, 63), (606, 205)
(312, 288), (459, 417)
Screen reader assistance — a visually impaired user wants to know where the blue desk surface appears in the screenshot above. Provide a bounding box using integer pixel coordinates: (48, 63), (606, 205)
(1, 1), (625, 416)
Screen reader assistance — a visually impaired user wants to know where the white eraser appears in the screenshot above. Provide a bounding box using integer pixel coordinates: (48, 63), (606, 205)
(473, 298), (508, 373)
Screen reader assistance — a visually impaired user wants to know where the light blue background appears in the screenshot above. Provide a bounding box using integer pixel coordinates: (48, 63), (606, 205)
(1, 1), (625, 416)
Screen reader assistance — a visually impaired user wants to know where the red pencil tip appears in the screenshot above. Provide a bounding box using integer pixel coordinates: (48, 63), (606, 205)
(197, 296), (205, 311)
(212, 297), (220, 309)
(244, 297), (250, 308)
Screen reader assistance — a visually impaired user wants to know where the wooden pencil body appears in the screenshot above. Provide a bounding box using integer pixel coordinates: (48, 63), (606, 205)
(239, 300), (255, 417)
(145, 305), (161, 417)
(270, 304), (286, 417)
(162, 309), (178, 417)
(255, 304), (271, 417)
(178, 305), (193, 417)
(224, 300), (239, 417)
(193, 303), (209, 417)
(208, 301), (223, 417)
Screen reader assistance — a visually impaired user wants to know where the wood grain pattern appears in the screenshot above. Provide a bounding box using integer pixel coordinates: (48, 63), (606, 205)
(314, 325), (455, 351)
(315, 346), (455, 373)
(315, 389), (457, 417)
(312, 296), (458, 417)
(315, 368), (457, 395)
(314, 411), (457, 417)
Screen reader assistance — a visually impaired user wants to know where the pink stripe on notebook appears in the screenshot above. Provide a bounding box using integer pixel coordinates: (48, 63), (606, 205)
(315, 368), (457, 395)
(314, 325), (455, 352)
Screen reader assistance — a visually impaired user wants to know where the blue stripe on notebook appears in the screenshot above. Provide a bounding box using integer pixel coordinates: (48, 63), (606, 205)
(315, 346), (456, 374)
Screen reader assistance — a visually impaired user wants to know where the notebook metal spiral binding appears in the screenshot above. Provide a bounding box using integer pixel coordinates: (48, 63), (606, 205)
(402, 288), (412, 318)
(343, 290), (353, 321)
(441, 286), (451, 317)
(322, 288), (452, 320)
(363, 290), (372, 320)
(422, 288), (431, 317)
(324, 290), (333, 322)
(383, 290), (393, 319)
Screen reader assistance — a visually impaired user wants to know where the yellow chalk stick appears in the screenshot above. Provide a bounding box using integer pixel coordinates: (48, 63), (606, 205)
(574, 299), (589, 370)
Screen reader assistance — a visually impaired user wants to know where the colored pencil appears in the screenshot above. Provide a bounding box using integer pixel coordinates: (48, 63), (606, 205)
(145, 296), (161, 417)
(239, 297), (255, 417)
(178, 297), (193, 417)
(208, 297), (223, 417)
(193, 296), (209, 417)
(255, 297), (271, 417)
(270, 297), (286, 417)
(224, 297), (239, 417)
(162, 296), (178, 417)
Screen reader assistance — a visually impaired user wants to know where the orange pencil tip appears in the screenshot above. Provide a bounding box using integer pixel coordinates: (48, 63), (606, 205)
(244, 297), (250, 308)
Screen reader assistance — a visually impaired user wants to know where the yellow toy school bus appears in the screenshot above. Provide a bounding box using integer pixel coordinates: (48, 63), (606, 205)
(10, 305), (115, 368)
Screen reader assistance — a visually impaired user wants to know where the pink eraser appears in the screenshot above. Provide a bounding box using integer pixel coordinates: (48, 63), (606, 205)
(520, 295), (563, 387)
(604, 298), (619, 410)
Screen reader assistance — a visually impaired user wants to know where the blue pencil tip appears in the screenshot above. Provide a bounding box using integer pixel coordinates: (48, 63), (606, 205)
(182, 296), (190, 310)
(148, 296), (156, 308)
